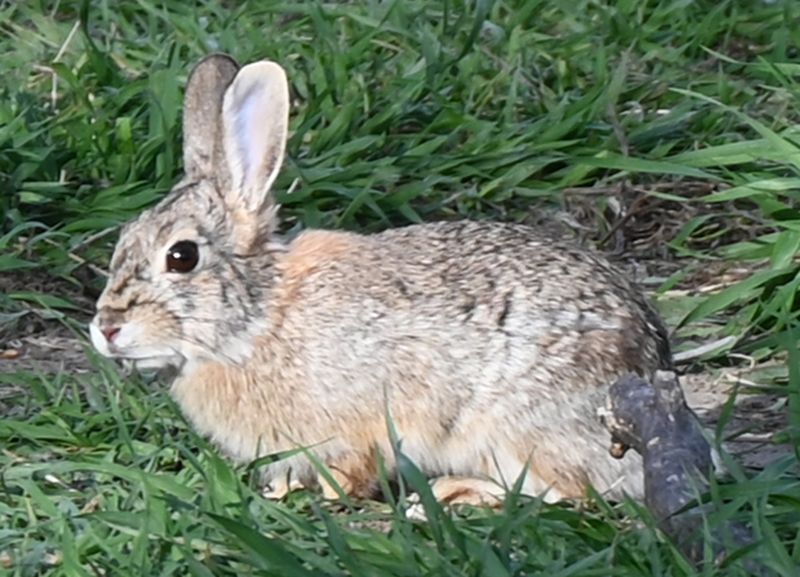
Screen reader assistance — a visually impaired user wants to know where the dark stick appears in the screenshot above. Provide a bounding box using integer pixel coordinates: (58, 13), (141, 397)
(600, 371), (771, 575)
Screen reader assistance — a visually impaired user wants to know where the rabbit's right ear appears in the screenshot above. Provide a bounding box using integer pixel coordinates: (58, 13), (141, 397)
(220, 60), (289, 215)
(182, 54), (240, 178)
(218, 60), (290, 253)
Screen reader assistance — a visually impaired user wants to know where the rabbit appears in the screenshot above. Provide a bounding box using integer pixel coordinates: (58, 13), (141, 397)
(90, 54), (674, 507)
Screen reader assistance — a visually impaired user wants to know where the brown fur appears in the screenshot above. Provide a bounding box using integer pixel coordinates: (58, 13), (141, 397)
(430, 477), (505, 506)
(322, 449), (381, 499)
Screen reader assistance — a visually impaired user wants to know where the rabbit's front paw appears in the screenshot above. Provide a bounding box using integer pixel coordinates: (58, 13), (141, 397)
(261, 476), (304, 500)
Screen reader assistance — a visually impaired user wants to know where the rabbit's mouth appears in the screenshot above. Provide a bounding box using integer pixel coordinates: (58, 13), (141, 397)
(89, 320), (184, 371)
(125, 355), (184, 371)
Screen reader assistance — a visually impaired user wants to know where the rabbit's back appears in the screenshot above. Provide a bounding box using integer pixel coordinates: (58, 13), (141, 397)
(279, 219), (670, 380)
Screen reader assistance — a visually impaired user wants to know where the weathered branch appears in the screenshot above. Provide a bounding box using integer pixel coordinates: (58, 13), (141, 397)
(600, 371), (771, 575)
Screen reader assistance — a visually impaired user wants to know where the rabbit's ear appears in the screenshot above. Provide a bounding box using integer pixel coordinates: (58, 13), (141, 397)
(182, 54), (240, 178)
(221, 60), (289, 216)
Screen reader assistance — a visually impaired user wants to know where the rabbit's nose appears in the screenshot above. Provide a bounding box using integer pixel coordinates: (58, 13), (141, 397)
(101, 326), (121, 343)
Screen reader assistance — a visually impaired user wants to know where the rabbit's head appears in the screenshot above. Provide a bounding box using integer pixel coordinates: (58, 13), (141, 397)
(90, 55), (290, 371)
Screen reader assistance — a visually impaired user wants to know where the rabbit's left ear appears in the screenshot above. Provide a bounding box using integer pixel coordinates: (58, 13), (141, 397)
(182, 54), (239, 178)
(221, 60), (289, 218)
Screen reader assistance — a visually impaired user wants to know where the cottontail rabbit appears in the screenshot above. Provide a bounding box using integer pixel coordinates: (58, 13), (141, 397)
(91, 54), (673, 505)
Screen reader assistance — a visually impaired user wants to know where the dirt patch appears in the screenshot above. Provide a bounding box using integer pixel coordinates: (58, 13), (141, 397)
(1, 330), (92, 375)
(680, 369), (793, 470)
(0, 335), (89, 420)
(0, 267), (97, 380)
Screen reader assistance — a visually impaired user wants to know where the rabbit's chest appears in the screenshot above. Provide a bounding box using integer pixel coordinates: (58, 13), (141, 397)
(169, 360), (282, 462)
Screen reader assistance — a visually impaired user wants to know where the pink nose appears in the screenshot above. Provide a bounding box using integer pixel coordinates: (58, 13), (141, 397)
(101, 326), (121, 343)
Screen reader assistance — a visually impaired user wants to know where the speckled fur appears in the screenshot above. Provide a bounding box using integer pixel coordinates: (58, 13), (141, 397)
(92, 55), (673, 504)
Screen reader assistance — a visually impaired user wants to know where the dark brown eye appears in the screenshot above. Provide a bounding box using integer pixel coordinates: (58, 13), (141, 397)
(166, 240), (199, 273)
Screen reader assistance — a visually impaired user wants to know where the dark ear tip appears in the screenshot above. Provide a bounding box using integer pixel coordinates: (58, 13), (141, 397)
(200, 53), (240, 67)
(188, 53), (240, 82)
(182, 53), (242, 177)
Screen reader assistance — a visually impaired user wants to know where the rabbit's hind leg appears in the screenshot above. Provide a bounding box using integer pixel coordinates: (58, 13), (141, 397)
(405, 476), (505, 521)
(430, 475), (506, 506)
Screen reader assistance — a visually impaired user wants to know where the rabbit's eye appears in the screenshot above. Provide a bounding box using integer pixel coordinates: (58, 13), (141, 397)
(166, 240), (199, 273)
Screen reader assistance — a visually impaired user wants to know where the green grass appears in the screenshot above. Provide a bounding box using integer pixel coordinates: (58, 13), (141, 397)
(2, 0), (800, 575)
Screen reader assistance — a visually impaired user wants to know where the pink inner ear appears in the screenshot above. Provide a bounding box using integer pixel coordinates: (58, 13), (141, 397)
(234, 87), (270, 189)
